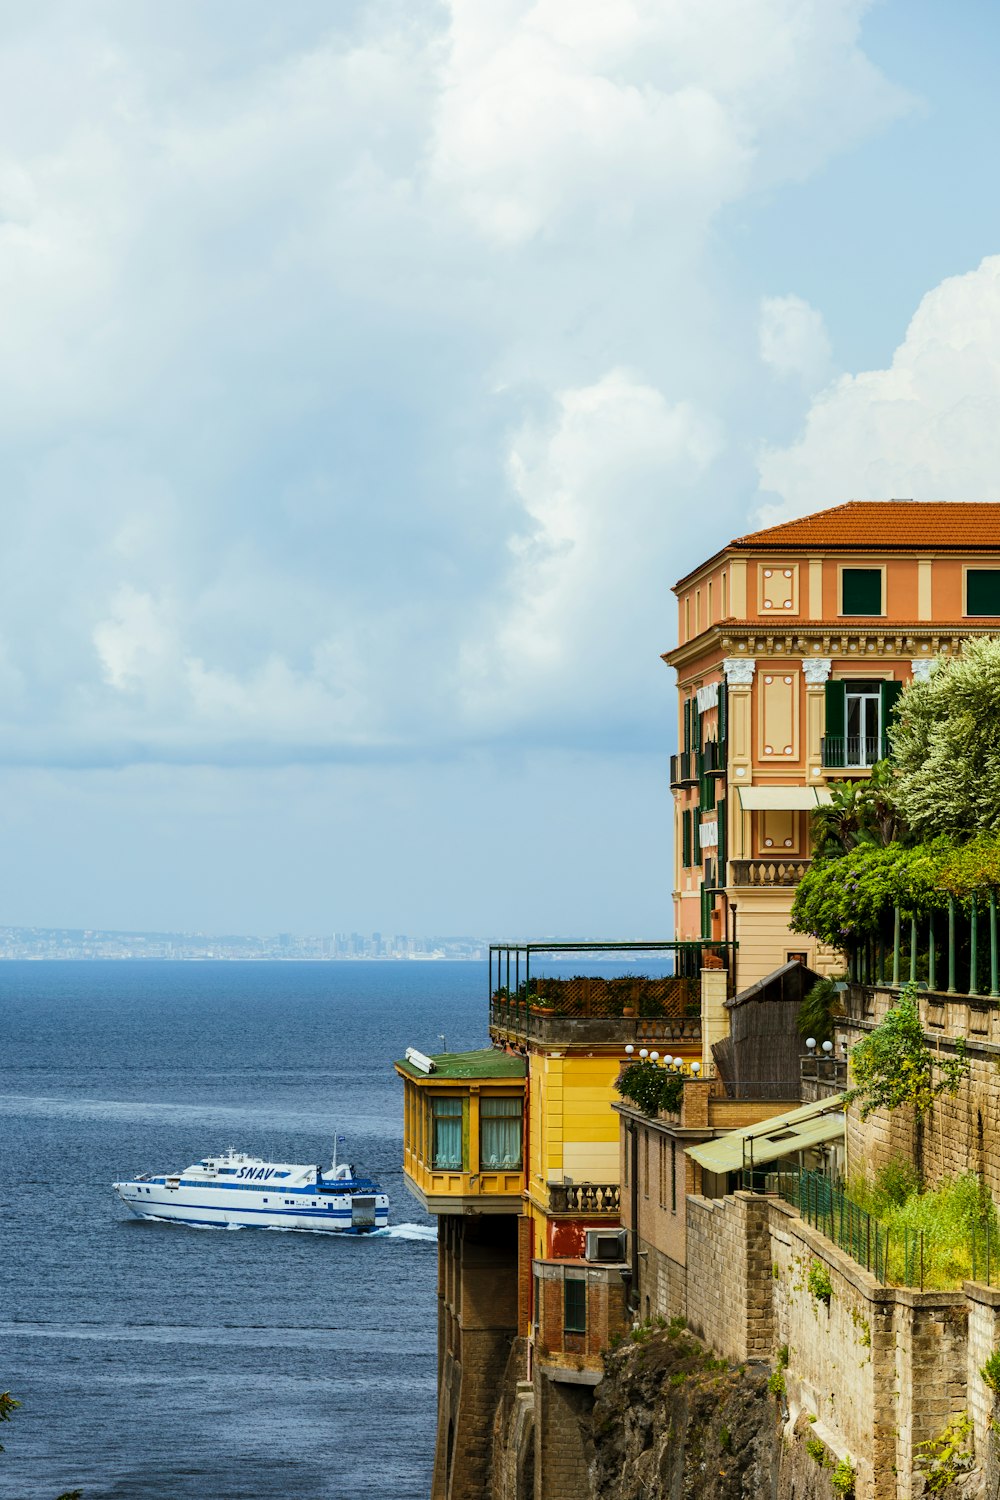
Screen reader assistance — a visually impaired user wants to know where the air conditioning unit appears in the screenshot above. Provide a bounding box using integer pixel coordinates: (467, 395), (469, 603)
(584, 1227), (626, 1263)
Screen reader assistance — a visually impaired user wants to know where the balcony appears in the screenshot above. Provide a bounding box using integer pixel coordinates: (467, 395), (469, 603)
(821, 734), (889, 770)
(669, 750), (698, 787)
(547, 1182), (621, 1216)
(701, 738), (726, 776)
(488, 942), (735, 1046)
(731, 858), (812, 888)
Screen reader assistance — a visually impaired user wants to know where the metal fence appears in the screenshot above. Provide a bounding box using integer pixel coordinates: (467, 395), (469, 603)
(754, 1169), (999, 1291)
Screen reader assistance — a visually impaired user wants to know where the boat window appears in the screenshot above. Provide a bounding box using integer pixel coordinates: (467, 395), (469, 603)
(217, 1168), (237, 1175)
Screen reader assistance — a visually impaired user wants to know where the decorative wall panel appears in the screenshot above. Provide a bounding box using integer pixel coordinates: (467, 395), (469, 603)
(758, 671), (799, 760)
(759, 564), (799, 615)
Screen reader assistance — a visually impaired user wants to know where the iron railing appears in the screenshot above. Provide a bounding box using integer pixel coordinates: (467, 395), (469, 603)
(669, 751), (697, 786)
(821, 734), (888, 769)
(489, 941), (738, 1016)
(701, 739), (726, 775)
(754, 1169), (999, 1290)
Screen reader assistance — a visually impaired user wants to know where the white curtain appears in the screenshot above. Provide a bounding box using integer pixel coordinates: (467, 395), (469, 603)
(480, 1097), (522, 1169)
(432, 1098), (463, 1170)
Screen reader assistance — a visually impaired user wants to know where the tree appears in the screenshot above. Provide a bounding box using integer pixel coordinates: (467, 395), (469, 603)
(891, 638), (1000, 841)
(811, 761), (903, 860)
(846, 986), (968, 1122)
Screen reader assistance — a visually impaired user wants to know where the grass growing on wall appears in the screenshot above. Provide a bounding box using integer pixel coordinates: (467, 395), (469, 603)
(849, 1164), (998, 1291)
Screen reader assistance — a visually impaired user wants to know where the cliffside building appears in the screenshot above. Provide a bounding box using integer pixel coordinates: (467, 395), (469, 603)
(667, 500), (1000, 986)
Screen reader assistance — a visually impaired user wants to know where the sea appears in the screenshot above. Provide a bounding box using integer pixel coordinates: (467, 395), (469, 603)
(1, 960), (487, 1500)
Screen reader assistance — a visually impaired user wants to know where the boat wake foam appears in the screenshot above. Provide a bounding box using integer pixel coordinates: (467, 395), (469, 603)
(374, 1223), (437, 1242)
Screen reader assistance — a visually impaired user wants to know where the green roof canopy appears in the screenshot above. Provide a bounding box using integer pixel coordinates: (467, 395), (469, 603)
(395, 1048), (526, 1082)
(686, 1093), (845, 1174)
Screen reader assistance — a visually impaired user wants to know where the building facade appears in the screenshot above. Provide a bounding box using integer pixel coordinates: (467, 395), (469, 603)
(667, 501), (1000, 987)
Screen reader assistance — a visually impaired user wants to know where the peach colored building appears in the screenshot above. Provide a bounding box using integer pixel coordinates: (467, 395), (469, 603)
(665, 501), (1000, 988)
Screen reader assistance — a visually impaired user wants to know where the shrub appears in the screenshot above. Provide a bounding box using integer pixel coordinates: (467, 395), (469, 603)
(807, 1261), (833, 1304)
(846, 984), (968, 1121)
(915, 1413), (974, 1493)
(831, 1457), (856, 1498)
(805, 1435), (827, 1466)
(615, 1060), (684, 1117)
(768, 1368), (786, 1398)
(982, 1349), (1000, 1394)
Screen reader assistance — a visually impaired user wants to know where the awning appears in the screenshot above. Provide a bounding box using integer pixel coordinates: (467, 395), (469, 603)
(737, 785), (833, 811)
(686, 1094), (845, 1174)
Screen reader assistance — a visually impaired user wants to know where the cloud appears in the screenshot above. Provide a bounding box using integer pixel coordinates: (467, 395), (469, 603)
(759, 294), (834, 386)
(757, 256), (1000, 520)
(461, 370), (721, 737)
(0, 1), (909, 768)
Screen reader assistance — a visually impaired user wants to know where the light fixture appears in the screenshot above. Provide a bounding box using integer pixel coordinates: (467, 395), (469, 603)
(639, 1048), (649, 1059)
(649, 1051), (659, 1062)
(806, 1038), (816, 1051)
(624, 1044), (635, 1056)
(822, 1040), (833, 1055)
(691, 1061), (701, 1075)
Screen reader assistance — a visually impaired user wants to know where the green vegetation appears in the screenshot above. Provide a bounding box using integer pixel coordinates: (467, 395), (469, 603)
(718, 1425), (731, 1453)
(767, 1368), (786, 1398)
(615, 1059), (684, 1117)
(981, 1349), (1000, 1394)
(797, 974), (846, 1046)
(777, 1343), (789, 1368)
(831, 1456), (857, 1498)
(914, 1413), (974, 1493)
(846, 985), (968, 1122)
(849, 1168), (997, 1290)
(891, 638), (1000, 840)
(807, 1261), (833, 1304)
(805, 1435), (827, 1465)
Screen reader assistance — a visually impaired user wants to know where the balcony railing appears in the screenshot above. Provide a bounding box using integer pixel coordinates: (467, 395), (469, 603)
(669, 750), (697, 787)
(547, 1182), (621, 1215)
(731, 858), (812, 888)
(821, 735), (888, 769)
(701, 739), (726, 776)
(488, 941), (736, 1043)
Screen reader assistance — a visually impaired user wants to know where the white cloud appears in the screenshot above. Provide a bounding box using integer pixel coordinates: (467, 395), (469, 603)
(0, 1), (910, 768)
(461, 370), (721, 732)
(757, 256), (1000, 520)
(759, 294), (833, 386)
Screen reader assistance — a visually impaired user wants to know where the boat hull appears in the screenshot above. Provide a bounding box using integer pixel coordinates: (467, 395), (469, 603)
(114, 1182), (389, 1233)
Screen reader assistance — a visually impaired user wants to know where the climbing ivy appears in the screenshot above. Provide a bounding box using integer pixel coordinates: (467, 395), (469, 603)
(846, 984), (969, 1122)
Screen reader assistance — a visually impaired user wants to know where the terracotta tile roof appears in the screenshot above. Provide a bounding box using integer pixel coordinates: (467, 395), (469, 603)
(731, 500), (1000, 551)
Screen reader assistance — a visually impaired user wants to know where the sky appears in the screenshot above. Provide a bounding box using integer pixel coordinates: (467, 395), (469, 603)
(3, 0), (1000, 939)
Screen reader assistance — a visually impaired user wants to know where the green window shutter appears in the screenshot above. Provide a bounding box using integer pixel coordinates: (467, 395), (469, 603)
(683, 698), (692, 752)
(966, 570), (1000, 616)
(841, 568), (882, 615)
(682, 810), (691, 868)
(718, 683), (728, 746)
(717, 798), (726, 870)
(824, 680), (846, 737)
(880, 680), (903, 757)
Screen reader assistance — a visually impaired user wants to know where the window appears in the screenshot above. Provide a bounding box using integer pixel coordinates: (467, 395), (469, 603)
(479, 1096), (522, 1170)
(967, 570), (1000, 616)
(841, 568), (882, 616)
(823, 680), (901, 767)
(432, 1097), (464, 1170)
(671, 1140), (677, 1214)
(564, 1277), (587, 1335)
(658, 1138), (667, 1209)
(643, 1131), (649, 1198)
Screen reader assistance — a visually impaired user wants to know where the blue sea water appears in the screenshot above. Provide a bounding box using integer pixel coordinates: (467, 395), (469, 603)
(0, 961), (486, 1500)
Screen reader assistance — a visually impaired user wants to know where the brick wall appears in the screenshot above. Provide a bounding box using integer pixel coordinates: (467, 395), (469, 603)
(533, 1371), (594, 1500)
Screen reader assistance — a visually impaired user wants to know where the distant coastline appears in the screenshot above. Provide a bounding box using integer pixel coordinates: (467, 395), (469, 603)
(0, 926), (486, 962)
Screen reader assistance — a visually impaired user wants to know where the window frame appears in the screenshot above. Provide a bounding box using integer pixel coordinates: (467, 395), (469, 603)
(430, 1093), (465, 1172)
(478, 1093), (523, 1172)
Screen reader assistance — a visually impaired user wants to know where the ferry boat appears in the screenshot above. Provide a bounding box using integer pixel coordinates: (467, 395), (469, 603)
(113, 1146), (389, 1233)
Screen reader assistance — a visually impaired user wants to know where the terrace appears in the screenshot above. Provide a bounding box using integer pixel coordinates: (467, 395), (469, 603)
(487, 940), (736, 1048)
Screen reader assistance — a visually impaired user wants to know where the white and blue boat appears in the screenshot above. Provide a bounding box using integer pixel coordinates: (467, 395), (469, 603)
(113, 1145), (389, 1233)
